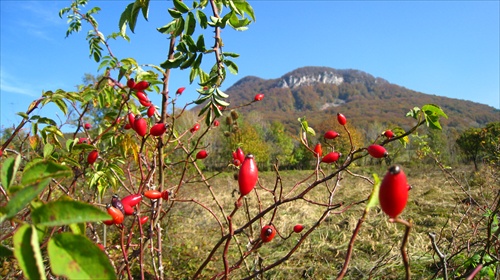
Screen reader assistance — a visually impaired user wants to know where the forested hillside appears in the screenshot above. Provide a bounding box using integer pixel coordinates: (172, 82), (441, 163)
(219, 66), (498, 135)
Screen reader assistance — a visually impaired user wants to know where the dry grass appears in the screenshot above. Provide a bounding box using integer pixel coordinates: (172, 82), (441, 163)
(108, 163), (496, 279)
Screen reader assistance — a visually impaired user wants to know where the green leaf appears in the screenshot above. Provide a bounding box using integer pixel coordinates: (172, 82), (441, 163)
(406, 106), (421, 119)
(21, 160), (72, 186)
(215, 88), (229, 98)
(196, 34), (206, 51)
(160, 52), (186, 69)
(183, 34), (197, 52)
(168, 8), (183, 19)
(196, 10), (208, 29)
(213, 97), (230, 107)
(193, 94), (211, 105)
(0, 179), (51, 223)
(43, 143), (54, 159)
(184, 11), (196, 35)
(173, 0), (190, 13)
(48, 233), (116, 279)
(31, 200), (110, 227)
(223, 59), (238, 75)
(189, 67), (198, 84)
(17, 112), (29, 119)
(180, 53), (197, 70)
(140, 0), (150, 20)
(53, 98), (68, 115)
(13, 224), (46, 280)
(0, 244), (13, 258)
(366, 173), (381, 209)
(232, 0), (256, 21)
(157, 20), (177, 34)
(1, 154), (21, 190)
(422, 104), (447, 119)
(69, 223), (85, 235)
(223, 52), (240, 58)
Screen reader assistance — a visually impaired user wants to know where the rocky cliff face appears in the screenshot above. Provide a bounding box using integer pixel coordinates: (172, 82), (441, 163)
(277, 71), (344, 88)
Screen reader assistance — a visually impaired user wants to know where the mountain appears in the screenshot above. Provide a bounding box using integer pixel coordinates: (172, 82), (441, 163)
(217, 66), (498, 134)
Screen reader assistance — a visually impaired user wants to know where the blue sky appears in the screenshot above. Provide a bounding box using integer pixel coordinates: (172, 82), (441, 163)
(1, 1), (499, 131)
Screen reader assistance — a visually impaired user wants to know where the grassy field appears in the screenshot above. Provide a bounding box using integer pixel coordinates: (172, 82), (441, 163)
(98, 163), (498, 279)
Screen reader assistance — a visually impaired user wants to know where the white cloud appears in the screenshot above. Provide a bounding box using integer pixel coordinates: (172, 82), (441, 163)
(0, 68), (39, 97)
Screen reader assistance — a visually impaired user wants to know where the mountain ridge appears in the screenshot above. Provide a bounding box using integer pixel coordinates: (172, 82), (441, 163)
(215, 66), (498, 134)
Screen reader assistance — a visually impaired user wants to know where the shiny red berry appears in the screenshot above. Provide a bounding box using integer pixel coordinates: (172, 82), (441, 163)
(121, 194), (142, 207)
(367, 144), (388, 158)
(144, 190), (162, 200)
(254, 93), (264, 101)
(260, 225), (276, 243)
(87, 150), (98, 165)
(314, 143), (323, 158)
(127, 78), (136, 89)
(190, 123), (200, 133)
(238, 154), (258, 196)
(321, 152), (341, 163)
(176, 87), (186, 95)
(147, 105), (156, 118)
(196, 150), (208, 159)
(133, 80), (150, 91)
(134, 116), (148, 137)
(293, 224), (304, 233)
(383, 130), (395, 139)
(150, 123), (168, 137)
(337, 113), (347, 126)
(379, 165), (409, 218)
(106, 204), (124, 224)
(324, 130), (339, 139)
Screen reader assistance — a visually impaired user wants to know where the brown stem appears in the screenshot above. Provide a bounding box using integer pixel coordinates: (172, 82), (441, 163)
(391, 217), (412, 280)
(336, 208), (369, 279)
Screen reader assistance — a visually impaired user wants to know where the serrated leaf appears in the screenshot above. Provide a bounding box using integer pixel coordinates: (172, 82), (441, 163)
(0, 179), (50, 223)
(48, 233), (116, 279)
(366, 173), (381, 209)
(13, 224), (46, 280)
(1, 154), (21, 190)
(31, 200), (110, 226)
(21, 160), (72, 186)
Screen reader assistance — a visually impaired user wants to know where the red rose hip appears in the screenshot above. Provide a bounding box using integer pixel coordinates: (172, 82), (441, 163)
(260, 225), (276, 243)
(337, 113), (347, 126)
(238, 154), (258, 196)
(378, 165), (409, 218)
(367, 144), (388, 158)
